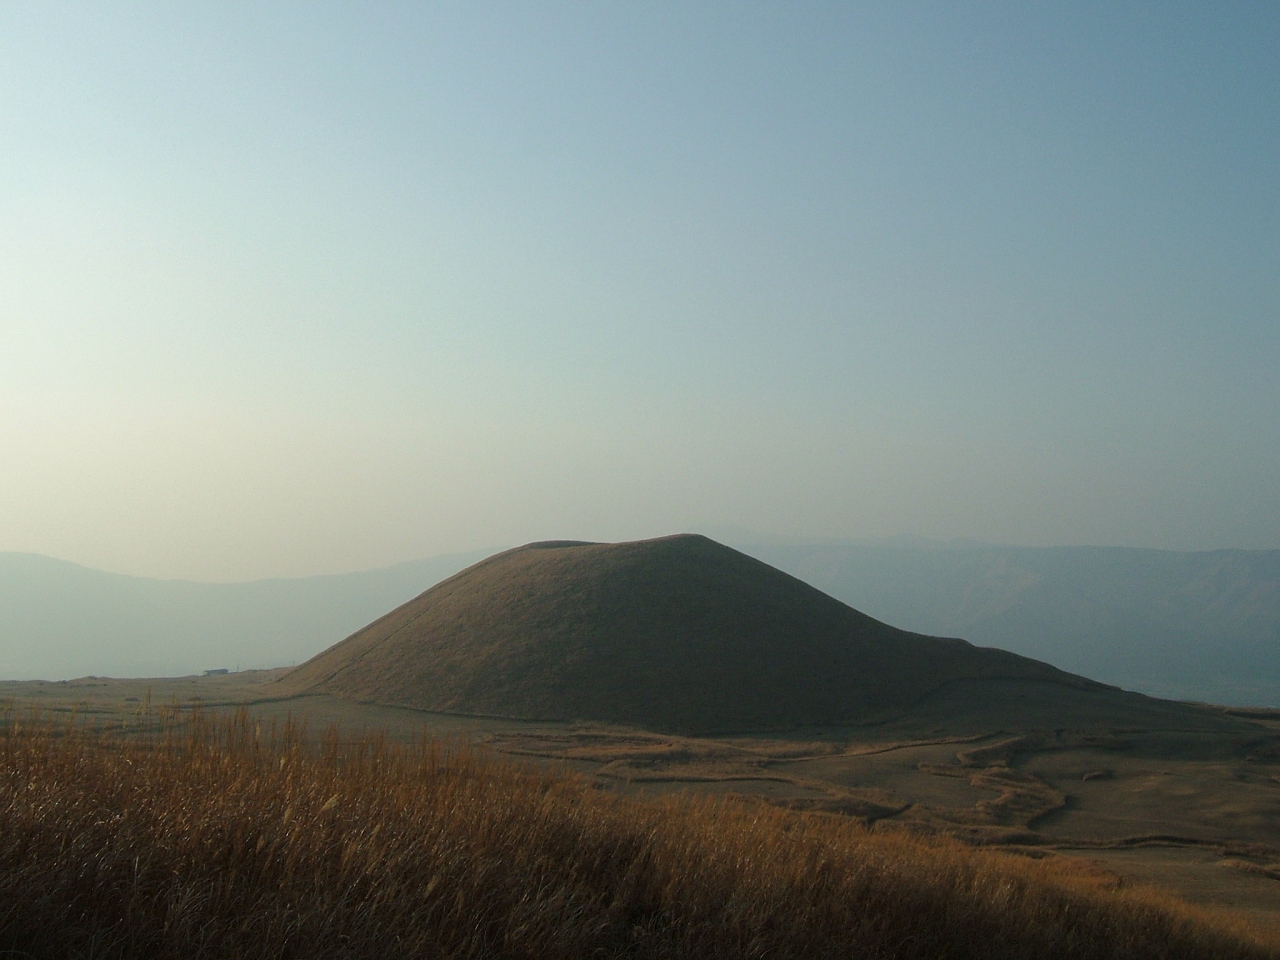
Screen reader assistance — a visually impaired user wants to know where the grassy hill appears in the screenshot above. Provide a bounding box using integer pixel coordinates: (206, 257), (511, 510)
(282, 534), (1117, 733)
(6, 541), (1277, 707)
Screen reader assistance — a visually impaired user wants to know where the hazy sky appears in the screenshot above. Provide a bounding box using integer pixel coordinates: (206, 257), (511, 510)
(2, 3), (1277, 581)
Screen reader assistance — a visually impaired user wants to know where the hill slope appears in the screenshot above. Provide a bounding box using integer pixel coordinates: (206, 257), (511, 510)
(283, 535), (1099, 732)
(737, 541), (1280, 705)
(8, 542), (1277, 706)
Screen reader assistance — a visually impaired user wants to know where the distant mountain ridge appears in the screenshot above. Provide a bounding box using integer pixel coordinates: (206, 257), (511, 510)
(2, 541), (1278, 707)
(0, 550), (489, 680)
(736, 542), (1280, 706)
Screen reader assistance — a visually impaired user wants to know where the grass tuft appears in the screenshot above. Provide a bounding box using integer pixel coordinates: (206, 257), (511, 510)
(0, 705), (1273, 959)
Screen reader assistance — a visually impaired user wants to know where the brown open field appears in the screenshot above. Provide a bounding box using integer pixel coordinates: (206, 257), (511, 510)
(6, 667), (1278, 944)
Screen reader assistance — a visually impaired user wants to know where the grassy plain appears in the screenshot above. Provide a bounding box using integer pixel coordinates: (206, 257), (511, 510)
(1, 697), (1276, 960)
(3, 669), (1279, 950)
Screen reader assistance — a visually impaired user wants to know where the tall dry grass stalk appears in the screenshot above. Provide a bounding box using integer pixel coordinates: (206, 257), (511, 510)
(0, 705), (1272, 960)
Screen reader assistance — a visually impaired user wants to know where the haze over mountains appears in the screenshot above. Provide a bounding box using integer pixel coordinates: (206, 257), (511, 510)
(0, 550), (488, 681)
(2, 539), (1278, 707)
(737, 540), (1280, 707)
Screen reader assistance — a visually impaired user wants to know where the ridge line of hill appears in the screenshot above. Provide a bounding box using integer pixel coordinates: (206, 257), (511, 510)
(282, 535), (1194, 733)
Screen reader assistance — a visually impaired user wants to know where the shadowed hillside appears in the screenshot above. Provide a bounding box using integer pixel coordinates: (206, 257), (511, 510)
(9, 542), (1277, 706)
(283, 535), (1111, 733)
(737, 542), (1280, 705)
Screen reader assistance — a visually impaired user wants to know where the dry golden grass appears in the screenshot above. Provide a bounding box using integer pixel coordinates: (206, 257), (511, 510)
(0, 706), (1274, 960)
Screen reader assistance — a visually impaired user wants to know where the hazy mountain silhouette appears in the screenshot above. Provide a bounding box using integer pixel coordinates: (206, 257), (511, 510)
(735, 541), (1280, 706)
(281, 535), (1105, 732)
(4, 540), (1277, 707)
(0, 550), (488, 680)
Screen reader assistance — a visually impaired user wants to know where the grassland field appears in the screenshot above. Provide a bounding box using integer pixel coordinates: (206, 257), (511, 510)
(3, 668), (1278, 950)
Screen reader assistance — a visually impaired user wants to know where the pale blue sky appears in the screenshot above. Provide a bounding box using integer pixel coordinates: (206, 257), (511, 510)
(2, 3), (1277, 580)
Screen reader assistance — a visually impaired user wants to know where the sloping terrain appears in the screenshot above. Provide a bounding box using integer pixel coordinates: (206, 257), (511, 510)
(4, 670), (1277, 936)
(5, 709), (1274, 960)
(7, 541), (1277, 707)
(283, 535), (1111, 733)
(742, 541), (1280, 705)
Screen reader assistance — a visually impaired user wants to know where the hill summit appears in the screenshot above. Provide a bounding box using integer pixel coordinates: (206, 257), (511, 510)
(283, 534), (1092, 732)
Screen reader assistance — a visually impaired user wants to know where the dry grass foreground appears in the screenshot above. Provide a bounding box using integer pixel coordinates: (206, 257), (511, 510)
(1, 707), (1275, 960)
